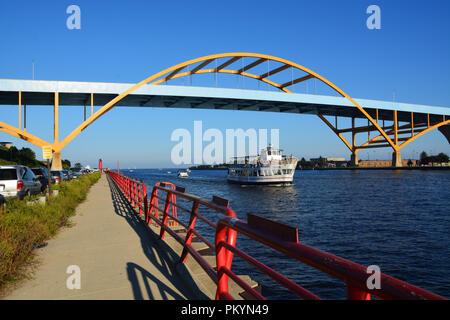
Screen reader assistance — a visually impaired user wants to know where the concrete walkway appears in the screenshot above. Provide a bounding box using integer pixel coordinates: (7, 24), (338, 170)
(4, 174), (200, 300)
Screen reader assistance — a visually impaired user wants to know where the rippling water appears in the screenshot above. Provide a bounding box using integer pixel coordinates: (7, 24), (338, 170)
(124, 168), (450, 299)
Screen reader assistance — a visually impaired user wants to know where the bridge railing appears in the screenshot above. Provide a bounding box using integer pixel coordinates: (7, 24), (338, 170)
(105, 170), (446, 300)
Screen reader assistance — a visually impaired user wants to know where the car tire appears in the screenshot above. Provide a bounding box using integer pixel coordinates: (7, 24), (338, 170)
(19, 190), (30, 200)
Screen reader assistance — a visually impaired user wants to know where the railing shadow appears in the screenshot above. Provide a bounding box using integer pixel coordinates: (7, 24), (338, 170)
(126, 262), (185, 300)
(106, 175), (209, 300)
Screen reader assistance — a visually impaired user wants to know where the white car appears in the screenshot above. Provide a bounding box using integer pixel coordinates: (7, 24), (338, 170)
(0, 165), (42, 199)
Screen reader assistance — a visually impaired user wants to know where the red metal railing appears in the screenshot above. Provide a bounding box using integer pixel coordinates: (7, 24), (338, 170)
(107, 170), (237, 290)
(215, 214), (446, 300)
(148, 182), (178, 226)
(106, 170), (446, 300)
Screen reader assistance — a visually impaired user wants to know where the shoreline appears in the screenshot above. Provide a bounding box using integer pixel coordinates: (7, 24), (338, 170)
(188, 166), (450, 171)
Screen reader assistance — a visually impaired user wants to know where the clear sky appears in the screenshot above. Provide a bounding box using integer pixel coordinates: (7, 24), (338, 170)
(1, 0), (449, 168)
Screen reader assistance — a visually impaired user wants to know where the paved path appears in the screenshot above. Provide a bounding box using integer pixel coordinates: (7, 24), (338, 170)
(4, 174), (198, 300)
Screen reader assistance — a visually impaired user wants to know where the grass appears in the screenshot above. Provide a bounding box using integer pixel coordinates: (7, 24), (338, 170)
(0, 172), (101, 290)
(0, 159), (17, 165)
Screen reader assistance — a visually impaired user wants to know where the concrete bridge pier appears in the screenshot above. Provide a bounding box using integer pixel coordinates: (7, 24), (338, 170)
(392, 151), (402, 167)
(51, 152), (63, 171)
(350, 152), (359, 167)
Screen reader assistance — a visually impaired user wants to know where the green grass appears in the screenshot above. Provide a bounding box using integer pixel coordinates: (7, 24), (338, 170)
(0, 159), (17, 165)
(0, 172), (101, 289)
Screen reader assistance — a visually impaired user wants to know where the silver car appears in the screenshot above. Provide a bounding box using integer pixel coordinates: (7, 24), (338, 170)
(0, 165), (42, 199)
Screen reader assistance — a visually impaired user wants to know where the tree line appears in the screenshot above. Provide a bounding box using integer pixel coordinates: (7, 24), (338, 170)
(420, 152), (449, 165)
(0, 146), (72, 169)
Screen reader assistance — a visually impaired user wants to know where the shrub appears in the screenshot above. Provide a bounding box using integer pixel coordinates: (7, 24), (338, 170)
(0, 173), (101, 288)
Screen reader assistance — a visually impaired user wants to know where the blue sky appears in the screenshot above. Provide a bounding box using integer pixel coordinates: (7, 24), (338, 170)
(0, 0), (449, 168)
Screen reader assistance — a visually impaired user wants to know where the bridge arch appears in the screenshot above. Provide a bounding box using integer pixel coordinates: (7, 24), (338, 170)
(0, 121), (51, 149)
(1, 53), (448, 168)
(56, 53), (398, 156)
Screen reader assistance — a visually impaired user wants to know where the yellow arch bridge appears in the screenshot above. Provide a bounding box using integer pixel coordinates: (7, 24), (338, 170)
(0, 53), (449, 169)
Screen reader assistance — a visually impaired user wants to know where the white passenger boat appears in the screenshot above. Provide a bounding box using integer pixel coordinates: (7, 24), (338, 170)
(227, 145), (298, 185)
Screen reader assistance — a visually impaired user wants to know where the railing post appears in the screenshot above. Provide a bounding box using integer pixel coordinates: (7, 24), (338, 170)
(138, 181), (143, 215)
(171, 193), (178, 221)
(130, 180), (134, 206)
(129, 178), (132, 200)
(159, 190), (173, 240)
(216, 222), (231, 300)
(215, 211), (238, 300)
(347, 285), (371, 300)
(133, 180), (136, 207)
(134, 180), (138, 209)
(128, 178), (131, 201)
(147, 187), (158, 225)
(143, 182), (148, 222)
(179, 200), (199, 263)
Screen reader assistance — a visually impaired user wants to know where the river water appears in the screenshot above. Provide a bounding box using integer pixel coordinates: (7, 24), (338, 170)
(124, 168), (450, 299)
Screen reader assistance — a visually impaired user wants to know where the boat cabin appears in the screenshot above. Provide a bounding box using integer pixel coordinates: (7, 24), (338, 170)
(260, 145), (283, 163)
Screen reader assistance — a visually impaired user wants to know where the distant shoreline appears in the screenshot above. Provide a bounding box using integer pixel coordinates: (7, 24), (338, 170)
(312, 166), (450, 171)
(189, 166), (450, 171)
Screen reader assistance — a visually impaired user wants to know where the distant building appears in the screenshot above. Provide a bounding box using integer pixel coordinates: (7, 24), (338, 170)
(310, 157), (348, 168)
(358, 159), (419, 167)
(0, 142), (13, 149)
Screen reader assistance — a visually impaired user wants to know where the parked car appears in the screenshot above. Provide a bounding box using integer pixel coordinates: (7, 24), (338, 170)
(61, 170), (71, 181)
(70, 168), (82, 178)
(0, 165), (43, 199)
(31, 167), (49, 192)
(50, 170), (64, 184)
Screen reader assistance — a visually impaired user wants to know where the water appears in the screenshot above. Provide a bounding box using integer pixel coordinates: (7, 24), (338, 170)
(124, 168), (450, 299)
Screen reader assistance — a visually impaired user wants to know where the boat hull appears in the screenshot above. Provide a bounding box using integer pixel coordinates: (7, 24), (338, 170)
(227, 176), (294, 185)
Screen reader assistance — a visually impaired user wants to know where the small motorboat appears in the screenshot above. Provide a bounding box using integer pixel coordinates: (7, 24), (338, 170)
(177, 170), (189, 178)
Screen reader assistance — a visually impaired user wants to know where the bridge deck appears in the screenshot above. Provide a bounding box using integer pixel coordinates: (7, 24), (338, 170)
(0, 79), (449, 123)
(3, 174), (202, 300)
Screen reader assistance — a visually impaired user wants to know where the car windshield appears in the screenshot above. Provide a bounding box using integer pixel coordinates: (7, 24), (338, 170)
(51, 171), (61, 176)
(0, 168), (18, 180)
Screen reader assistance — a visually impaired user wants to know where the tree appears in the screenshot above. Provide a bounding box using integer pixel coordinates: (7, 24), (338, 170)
(318, 156), (327, 168)
(437, 153), (449, 164)
(299, 157), (307, 169)
(74, 162), (82, 169)
(420, 151), (428, 165)
(62, 159), (71, 170)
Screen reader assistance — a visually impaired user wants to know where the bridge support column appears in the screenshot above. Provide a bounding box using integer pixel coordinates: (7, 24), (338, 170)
(350, 153), (358, 167)
(51, 152), (63, 171)
(392, 151), (402, 167)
